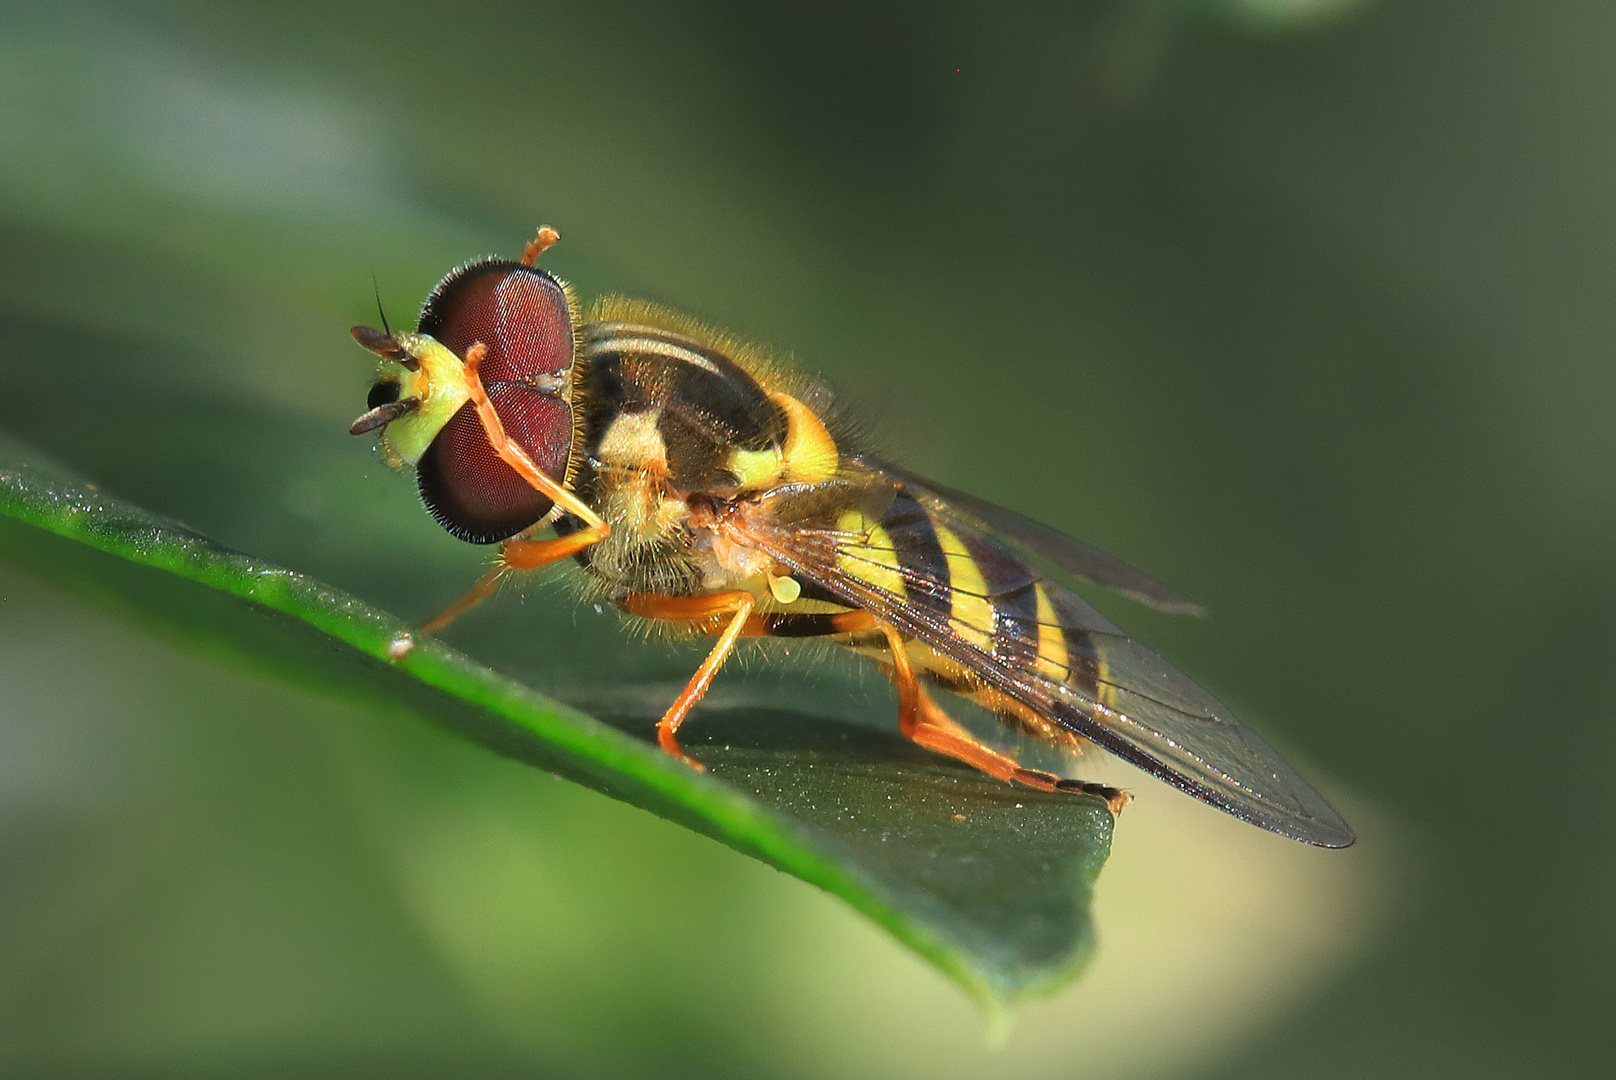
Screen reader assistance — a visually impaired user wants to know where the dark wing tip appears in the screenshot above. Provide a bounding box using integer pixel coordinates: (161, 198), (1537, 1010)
(1273, 819), (1355, 848)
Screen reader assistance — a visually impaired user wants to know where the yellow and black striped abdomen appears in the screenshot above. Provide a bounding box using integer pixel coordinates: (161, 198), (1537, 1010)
(832, 487), (1112, 709)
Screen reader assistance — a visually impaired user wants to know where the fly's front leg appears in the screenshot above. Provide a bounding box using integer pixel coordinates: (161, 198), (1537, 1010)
(418, 564), (509, 637)
(418, 530), (610, 636)
(619, 591), (758, 769)
(462, 342), (607, 540)
(418, 341), (610, 637)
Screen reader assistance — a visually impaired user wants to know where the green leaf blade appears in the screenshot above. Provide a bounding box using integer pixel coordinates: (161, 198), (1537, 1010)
(0, 431), (1112, 1009)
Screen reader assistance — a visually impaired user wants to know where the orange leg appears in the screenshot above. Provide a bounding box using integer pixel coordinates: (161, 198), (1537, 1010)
(419, 564), (507, 636)
(737, 608), (876, 638)
(876, 624), (1130, 814)
(418, 531), (610, 635)
(418, 340), (610, 636)
(620, 591), (757, 769)
(462, 342), (608, 538)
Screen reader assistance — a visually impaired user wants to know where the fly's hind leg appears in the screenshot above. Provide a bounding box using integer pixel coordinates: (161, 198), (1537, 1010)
(618, 591), (758, 770)
(1050, 775), (1132, 815)
(876, 624), (1130, 815)
(874, 623), (1051, 785)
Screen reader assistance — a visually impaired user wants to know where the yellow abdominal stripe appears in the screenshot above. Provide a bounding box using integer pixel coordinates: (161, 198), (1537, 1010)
(930, 522), (996, 654)
(1093, 640), (1115, 709)
(835, 509), (906, 599)
(1033, 583), (1070, 684)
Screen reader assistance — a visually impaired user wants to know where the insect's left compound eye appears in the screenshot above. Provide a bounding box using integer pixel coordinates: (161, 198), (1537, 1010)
(367, 379), (401, 409)
(414, 260), (578, 544)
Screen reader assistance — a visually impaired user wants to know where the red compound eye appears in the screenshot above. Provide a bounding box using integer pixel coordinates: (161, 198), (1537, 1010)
(414, 259), (576, 544)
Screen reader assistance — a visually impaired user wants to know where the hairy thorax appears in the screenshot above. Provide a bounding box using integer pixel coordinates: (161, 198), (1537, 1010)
(580, 405), (780, 600)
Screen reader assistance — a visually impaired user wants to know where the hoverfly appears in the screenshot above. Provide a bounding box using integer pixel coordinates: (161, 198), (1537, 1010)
(349, 227), (1353, 848)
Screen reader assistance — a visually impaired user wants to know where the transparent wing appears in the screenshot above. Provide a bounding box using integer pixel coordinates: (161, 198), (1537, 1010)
(733, 474), (1353, 848)
(855, 454), (1205, 616)
(1038, 634), (1354, 847)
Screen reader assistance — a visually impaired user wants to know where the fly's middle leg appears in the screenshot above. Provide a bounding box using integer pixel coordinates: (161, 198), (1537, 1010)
(618, 590), (758, 769)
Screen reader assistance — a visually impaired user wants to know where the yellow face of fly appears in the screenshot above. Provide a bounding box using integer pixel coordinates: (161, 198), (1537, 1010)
(352, 333), (470, 466)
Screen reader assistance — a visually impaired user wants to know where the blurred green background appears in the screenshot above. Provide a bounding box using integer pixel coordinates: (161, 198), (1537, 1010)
(0, 0), (1610, 1076)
